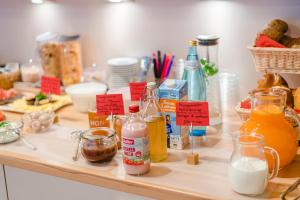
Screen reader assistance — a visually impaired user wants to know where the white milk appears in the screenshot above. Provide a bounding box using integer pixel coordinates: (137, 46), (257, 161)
(228, 157), (269, 195)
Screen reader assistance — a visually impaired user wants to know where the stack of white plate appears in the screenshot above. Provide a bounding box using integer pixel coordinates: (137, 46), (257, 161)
(107, 57), (139, 88)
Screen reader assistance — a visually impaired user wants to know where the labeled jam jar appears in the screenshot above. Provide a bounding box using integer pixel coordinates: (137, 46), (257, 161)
(79, 127), (118, 163)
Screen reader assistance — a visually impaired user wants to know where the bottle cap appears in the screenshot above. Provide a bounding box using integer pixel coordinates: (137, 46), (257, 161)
(129, 105), (139, 113)
(188, 40), (198, 47)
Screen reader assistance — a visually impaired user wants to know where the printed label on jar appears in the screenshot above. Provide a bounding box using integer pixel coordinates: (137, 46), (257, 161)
(122, 136), (150, 166)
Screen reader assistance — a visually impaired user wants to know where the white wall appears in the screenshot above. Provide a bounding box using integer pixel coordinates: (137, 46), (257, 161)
(1, 0), (300, 95)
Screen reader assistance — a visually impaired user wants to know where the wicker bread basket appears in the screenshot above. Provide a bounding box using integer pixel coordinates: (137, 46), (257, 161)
(248, 46), (300, 74)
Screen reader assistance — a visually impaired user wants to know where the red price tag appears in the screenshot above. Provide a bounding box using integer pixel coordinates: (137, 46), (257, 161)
(41, 76), (61, 95)
(96, 94), (125, 115)
(129, 82), (147, 101)
(176, 102), (209, 126)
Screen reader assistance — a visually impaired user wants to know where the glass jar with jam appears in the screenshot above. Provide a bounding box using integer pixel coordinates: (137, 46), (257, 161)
(78, 127), (118, 163)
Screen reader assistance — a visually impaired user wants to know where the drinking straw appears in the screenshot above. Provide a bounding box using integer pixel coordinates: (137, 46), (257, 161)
(161, 54), (172, 79)
(153, 58), (158, 78)
(158, 50), (162, 72)
(166, 55), (175, 78)
(152, 53), (159, 74)
(162, 53), (166, 69)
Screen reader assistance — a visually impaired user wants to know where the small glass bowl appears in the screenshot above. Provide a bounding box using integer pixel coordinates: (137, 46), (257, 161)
(77, 127), (118, 163)
(22, 110), (55, 133)
(0, 121), (23, 144)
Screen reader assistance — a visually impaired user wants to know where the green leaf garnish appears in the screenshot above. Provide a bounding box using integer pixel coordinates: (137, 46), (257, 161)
(35, 92), (47, 101)
(0, 122), (10, 128)
(200, 59), (218, 77)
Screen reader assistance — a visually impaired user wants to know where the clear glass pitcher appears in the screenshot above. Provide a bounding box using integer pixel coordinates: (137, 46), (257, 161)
(240, 90), (298, 169)
(228, 134), (279, 196)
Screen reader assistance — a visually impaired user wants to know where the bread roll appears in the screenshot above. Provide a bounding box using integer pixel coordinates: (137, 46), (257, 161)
(261, 26), (284, 41)
(289, 38), (300, 48)
(259, 19), (288, 42)
(268, 19), (288, 33)
(257, 73), (288, 89)
(279, 35), (293, 47)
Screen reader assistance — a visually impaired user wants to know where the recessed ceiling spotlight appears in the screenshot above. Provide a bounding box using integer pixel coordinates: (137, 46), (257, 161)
(31, 0), (44, 4)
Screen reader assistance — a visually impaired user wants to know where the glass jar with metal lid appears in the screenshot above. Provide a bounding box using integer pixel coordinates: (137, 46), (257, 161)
(197, 35), (219, 74)
(73, 127), (118, 163)
(197, 35), (222, 125)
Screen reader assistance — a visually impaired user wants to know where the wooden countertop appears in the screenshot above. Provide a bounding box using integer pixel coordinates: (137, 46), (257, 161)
(0, 106), (299, 200)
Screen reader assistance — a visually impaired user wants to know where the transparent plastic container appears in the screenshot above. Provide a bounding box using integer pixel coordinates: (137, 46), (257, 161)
(36, 32), (83, 86)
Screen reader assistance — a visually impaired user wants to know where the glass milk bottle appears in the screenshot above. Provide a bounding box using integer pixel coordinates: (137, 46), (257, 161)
(197, 35), (222, 125)
(142, 82), (167, 162)
(228, 134), (279, 196)
(122, 105), (150, 175)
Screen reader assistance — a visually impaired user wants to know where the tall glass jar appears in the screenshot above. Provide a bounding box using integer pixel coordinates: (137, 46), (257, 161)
(197, 35), (222, 125)
(142, 82), (167, 162)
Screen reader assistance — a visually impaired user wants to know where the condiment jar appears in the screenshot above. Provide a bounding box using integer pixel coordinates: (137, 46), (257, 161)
(76, 127), (118, 163)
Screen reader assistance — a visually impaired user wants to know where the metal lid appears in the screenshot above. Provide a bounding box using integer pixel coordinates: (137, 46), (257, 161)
(197, 35), (219, 46)
(57, 34), (80, 42)
(36, 32), (58, 42)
